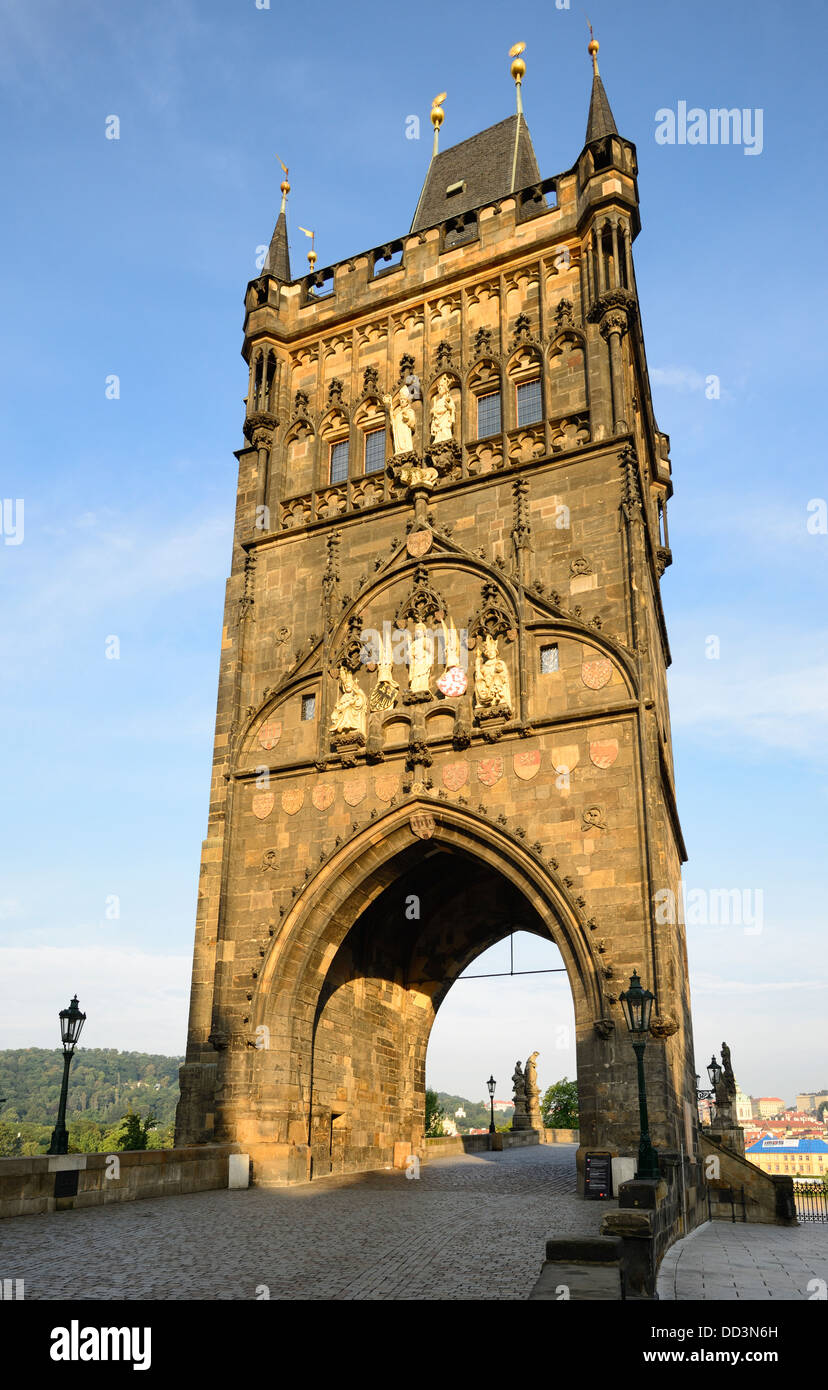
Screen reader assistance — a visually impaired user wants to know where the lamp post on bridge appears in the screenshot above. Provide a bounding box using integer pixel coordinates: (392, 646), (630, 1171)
(619, 970), (660, 1181)
(47, 995), (86, 1156)
(487, 1075), (496, 1134)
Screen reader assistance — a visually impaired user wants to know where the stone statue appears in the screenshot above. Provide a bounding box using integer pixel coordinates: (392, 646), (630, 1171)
(408, 622), (433, 696)
(369, 631), (400, 712)
(511, 1060), (530, 1131)
(721, 1041), (736, 1098)
(429, 375), (456, 444)
(382, 383), (416, 455)
(330, 665), (368, 738)
(473, 634), (512, 717)
(436, 617), (467, 697)
(524, 1050), (544, 1131)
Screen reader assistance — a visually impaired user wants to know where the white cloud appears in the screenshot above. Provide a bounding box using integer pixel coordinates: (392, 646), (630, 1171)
(651, 365), (707, 394)
(668, 630), (828, 757)
(0, 947), (191, 1055)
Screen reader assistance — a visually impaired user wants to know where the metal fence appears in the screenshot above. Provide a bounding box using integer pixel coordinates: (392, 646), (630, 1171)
(793, 1181), (828, 1223)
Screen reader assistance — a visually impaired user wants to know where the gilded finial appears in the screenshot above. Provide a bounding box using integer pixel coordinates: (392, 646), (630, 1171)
(509, 42), (526, 116)
(431, 92), (447, 157)
(276, 155), (290, 214)
(298, 225), (316, 271)
(587, 20), (600, 77)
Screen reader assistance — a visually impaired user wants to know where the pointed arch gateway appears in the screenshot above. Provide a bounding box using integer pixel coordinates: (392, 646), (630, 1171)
(245, 800), (606, 1185)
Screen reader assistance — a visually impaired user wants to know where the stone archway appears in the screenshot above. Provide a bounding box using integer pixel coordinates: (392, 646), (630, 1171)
(234, 801), (611, 1186)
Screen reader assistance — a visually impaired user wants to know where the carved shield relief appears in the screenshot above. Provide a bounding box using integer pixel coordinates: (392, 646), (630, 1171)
(312, 785), (335, 811)
(442, 761), (469, 791)
(375, 776), (398, 802)
(477, 757), (503, 787)
(258, 719), (282, 750)
(581, 657), (613, 690)
(589, 739), (619, 770)
(281, 788), (305, 815)
(513, 750), (541, 781)
(252, 792), (274, 820)
(344, 779), (367, 807)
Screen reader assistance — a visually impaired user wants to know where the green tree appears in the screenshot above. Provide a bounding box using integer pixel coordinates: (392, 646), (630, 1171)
(541, 1076), (579, 1129)
(425, 1089), (448, 1138)
(105, 1109), (158, 1151)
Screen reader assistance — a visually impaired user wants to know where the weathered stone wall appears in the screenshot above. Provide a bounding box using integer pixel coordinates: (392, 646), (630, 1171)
(0, 1145), (239, 1220)
(701, 1133), (796, 1225)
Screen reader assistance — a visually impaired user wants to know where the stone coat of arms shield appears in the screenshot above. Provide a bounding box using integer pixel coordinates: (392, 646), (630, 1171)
(258, 719), (282, 750)
(581, 657), (612, 690)
(252, 792), (274, 820)
(514, 750), (541, 781)
(477, 757), (503, 787)
(442, 761), (469, 791)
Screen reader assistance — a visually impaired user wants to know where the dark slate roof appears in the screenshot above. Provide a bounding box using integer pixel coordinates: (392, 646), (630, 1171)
(264, 209), (291, 281)
(585, 72), (618, 145)
(411, 115), (540, 232)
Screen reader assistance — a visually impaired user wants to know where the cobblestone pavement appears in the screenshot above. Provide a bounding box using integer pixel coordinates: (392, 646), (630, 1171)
(4, 1144), (611, 1301)
(657, 1219), (828, 1301)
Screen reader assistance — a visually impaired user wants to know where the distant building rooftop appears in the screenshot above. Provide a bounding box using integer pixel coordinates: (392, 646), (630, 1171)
(747, 1137), (828, 1154)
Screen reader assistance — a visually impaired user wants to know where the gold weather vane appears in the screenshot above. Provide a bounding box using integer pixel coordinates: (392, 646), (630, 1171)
(276, 155), (290, 214)
(298, 225), (317, 271)
(586, 19), (600, 76)
(509, 42), (526, 116)
(431, 92), (447, 157)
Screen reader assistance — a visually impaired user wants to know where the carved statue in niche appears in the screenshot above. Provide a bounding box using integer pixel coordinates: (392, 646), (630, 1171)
(407, 621), (433, 696)
(369, 631), (400, 712)
(330, 665), (368, 738)
(382, 383), (416, 455)
(473, 634), (512, 718)
(429, 375), (456, 444)
(436, 616), (467, 697)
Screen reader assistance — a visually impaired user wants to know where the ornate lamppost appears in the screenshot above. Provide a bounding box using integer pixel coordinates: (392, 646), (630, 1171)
(47, 995), (86, 1156)
(695, 1055), (722, 1126)
(487, 1075), (496, 1133)
(619, 970), (660, 1181)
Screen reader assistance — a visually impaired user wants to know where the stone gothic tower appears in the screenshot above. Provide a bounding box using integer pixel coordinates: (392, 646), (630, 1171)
(176, 42), (701, 1199)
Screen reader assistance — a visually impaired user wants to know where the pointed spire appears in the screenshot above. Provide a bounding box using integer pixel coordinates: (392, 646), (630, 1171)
(584, 29), (618, 145)
(264, 158), (291, 281)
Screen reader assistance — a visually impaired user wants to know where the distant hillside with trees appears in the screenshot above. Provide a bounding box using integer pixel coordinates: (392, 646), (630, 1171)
(0, 1048), (183, 1155)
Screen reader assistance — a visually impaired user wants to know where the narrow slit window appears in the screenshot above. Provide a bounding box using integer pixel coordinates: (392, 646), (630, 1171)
(364, 428), (385, 474)
(329, 440), (349, 485)
(477, 390), (502, 439)
(301, 694), (316, 721)
(540, 644), (559, 674)
(516, 378), (542, 427)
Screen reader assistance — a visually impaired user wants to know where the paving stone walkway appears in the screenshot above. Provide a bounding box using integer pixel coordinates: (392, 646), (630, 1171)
(3, 1144), (611, 1301)
(657, 1219), (828, 1301)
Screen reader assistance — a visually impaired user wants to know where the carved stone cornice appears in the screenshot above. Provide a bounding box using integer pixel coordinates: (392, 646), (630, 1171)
(586, 288), (637, 327)
(243, 410), (278, 446)
(599, 311), (630, 343)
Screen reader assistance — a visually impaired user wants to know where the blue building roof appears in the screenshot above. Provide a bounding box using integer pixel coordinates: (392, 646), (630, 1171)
(746, 1137), (828, 1154)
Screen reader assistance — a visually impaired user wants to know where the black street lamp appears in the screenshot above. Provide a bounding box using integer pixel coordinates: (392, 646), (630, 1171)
(696, 1056), (721, 1103)
(619, 970), (660, 1181)
(487, 1075), (496, 1133)
(47, 995), (86, 1156)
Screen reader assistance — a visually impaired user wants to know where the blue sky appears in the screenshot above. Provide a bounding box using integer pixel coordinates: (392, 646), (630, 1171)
(1, 0), (826, 1108)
